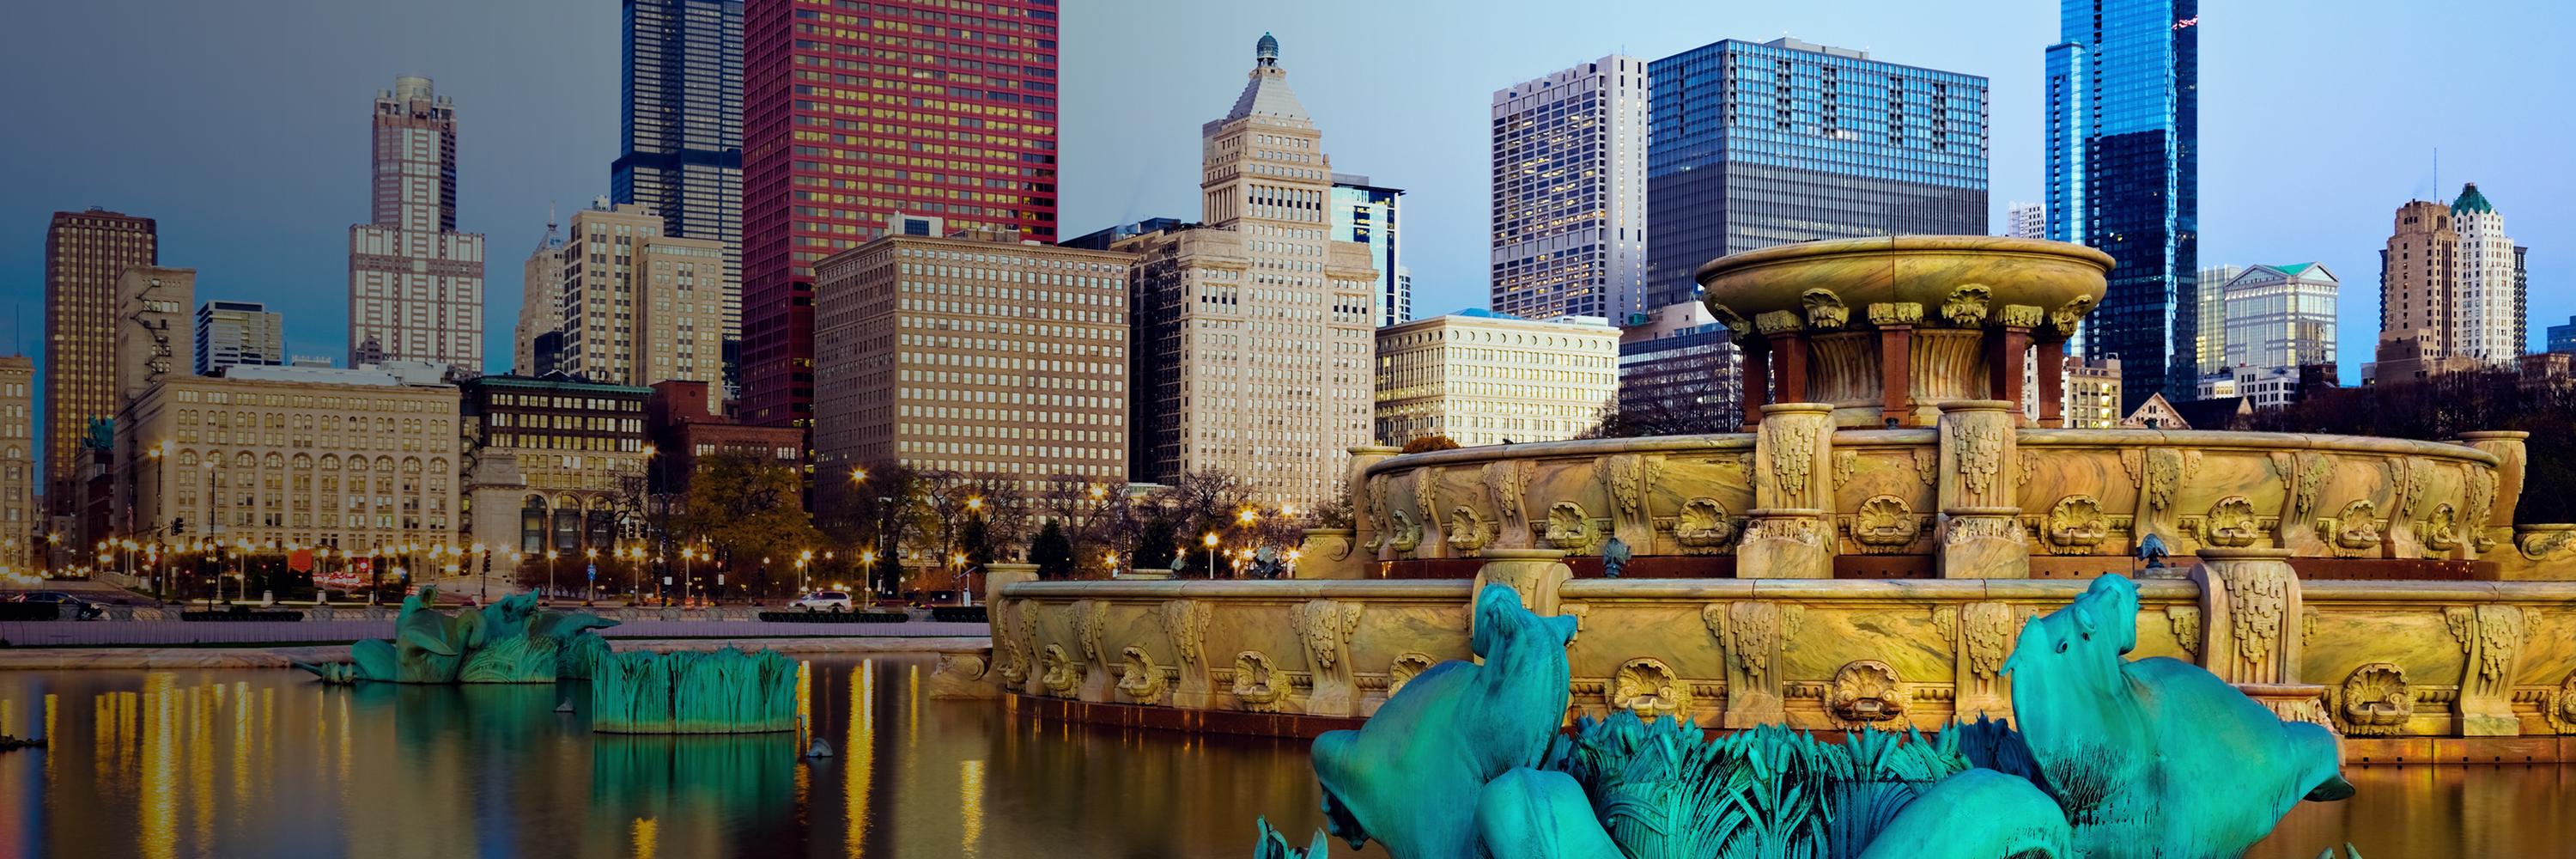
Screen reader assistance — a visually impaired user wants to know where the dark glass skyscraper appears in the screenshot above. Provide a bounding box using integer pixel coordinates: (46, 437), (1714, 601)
(614, 0), (744, 362)
(2045, 0), (2197, 405)
(1644, 37), (1989, 310)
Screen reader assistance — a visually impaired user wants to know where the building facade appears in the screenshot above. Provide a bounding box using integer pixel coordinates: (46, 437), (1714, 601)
(811, 234), (1132, 508)
(2194, 264), (2240, 378)
(456, 375), (652, 557)
(2547, 315), (2576, 355)
(348, 76), (486, 371)
(644, 379), (804, 498)
(1376, 311), (1620, 448)
(2045, 0), (2198, 405)
(2220, 262), (2337, 374)
(739, 0), (1062, 428)
(2447, 183), (2524, 363)
(556, 203), (730, 410)
(1121, 34), (1378, 506)
(2064, 356), (2124, 429)
(195, 301), (285, 375)
(0, 356), (32, 570)
(2006, 201), (2044, 239)
(2371, 198), (2478, 384)
(42, 209), (156, 509)
(112, 362), (462, 554)
(513, 217), (567, 375)
(614, 0), (744, 353)
(115, 267), (193, 417)
(1491, 56), (1651, 320)
(1647, 37), (1989, 310)
(1617, 302), (1743, 432)
(1330, 174), (1408, 326)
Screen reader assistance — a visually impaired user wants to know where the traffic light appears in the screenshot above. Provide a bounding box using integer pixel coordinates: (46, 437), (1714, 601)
(173, 517), (187, 535)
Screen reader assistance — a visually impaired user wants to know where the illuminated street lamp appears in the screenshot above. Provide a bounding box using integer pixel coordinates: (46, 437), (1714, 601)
(584, 547), (599, 605)
(1202, 532), (1219, 578)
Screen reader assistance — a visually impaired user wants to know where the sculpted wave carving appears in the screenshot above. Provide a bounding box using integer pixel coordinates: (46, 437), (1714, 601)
(1830, 660), (1906, 724)
(1232, 650), (1285, 711)
(1944, 516), (2026, 546)
(1801, 288), (1850, 330)
(1412, 469), (1439, 544)
(1952, 420), (2004, 496)
(1039, 644), (1081, 698)
(2318, 500), (2384, 555)
(2464, 469), (2499, 551)
(1118, 646), (1167, 704)
(1832, 450), (1859, 490)
(1487, 460), (1530, 539)
(2399, 458), (2435, 519)
(2144, 448), (2196, 513)
(1386, 652), (1435, 698)
(2165, 606), (2202, 660)
(1597, 454), (1646, 524)
(2420, 503), (2462, 555)
(1608, 658), (1691, 717)
(2227, 564), (2293, 665)
(996, 600), (1033, 688)
(1744, 516), (1825, 547)
(1848, 495), (1922, 551)
(1293, 600), (1364, 671)
(1364, 472), (1392, 553)
(2336, 662), (2410, 736)
(1940, 283), (1991, 327)
(2044, 495), (2109, 553)
(2292, 453), (2330, 520)
(1546, 502), (1600, 552)
(1447, 506), (1493, 554)
(1771, 427), (1816, 498)
(1911, 448), (1940, 486)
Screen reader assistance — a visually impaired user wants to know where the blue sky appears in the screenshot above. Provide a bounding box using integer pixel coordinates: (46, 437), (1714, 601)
(2, 1), (2567, 415)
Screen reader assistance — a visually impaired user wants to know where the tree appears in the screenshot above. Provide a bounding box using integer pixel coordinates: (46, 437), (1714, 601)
(1029, 521), (1076, 579)
(959, 515), (993, 568)
(1401, 434), (1461, 454)
(1133, 515), (1179, 572)
(840, 460), (925, 597)
(679, 450), (824, 597)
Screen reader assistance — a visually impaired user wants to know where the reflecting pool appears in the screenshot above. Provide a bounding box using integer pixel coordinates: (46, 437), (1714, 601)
(0, 658), (2561, 857)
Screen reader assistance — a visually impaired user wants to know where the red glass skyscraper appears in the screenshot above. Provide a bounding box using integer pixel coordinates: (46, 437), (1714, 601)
(739, 0), (1060, 428)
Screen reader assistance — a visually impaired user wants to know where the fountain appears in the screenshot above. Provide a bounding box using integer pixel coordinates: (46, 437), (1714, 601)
(1267, 582), (2353, 858)
(974, 236), (2576, 757)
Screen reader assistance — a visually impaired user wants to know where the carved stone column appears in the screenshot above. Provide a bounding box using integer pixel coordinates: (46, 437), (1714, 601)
(1740, 341), (1771, 432)
(1292, 600), (1365, 716)
(1159, 600), (1215, 708)
(2190, 548), (2330, 728)
(1346, 444), (1400, 564)
(1758, 311), (1812, 404)
(1942, 601), (2018, 720)
(1707, 600), (1801, 728)
(2456, 431), (2528, 557)
(1935, 400), (2028, 578)
(1741, 403), (1837, 579)
(2034, 337), (2067, 429)
(1869, 302), (1919, 427)
(1985, 307), (2035, 413)
(2445, 603), (2537, 736)
(1470, 548), (1571, 627)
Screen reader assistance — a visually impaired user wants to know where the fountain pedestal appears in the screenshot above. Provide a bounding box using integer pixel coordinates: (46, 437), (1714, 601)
(1741, 404), (1837, 579)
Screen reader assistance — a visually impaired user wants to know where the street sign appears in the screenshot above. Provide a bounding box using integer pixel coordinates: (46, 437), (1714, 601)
(661, 576), (672, 585)
(288, 549), (314, 573)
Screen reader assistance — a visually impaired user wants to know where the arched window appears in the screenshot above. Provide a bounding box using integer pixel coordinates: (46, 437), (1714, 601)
(292, 454), (312, 470)
(321, 455), (340, 471)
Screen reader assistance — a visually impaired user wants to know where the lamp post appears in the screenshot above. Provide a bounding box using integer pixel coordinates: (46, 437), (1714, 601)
(544, 550), (560, 604)
(860, 549), (877, 600)
(1202, 532), (1218, 579)
(797, 549), (813, 596)
(951, 551), (969, 606)
(472, 542), (488, 603)
(681, 548), (696, 607)
(583, 547), (598, 605)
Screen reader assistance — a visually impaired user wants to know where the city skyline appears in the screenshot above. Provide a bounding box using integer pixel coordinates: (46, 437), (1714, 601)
(1, 3), (2567, 440)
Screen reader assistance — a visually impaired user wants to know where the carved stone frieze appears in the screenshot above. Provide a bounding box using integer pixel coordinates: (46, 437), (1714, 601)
(1117, 646), (1167, 704)
(1960, 603), (2014, 680)
(1486, 460), (1532, 547)
(1801, 288), (1850, 331)
(1997, 303), (2044, 329)
(2166, 606), (2202, 660)
(1943, 516), (2026, 546)
(1753, 309), (1804, 335)
(1012, 601), (1042, 694)
(2118, 448), (2146, 487)
(1866, 302), (1923, 326)
(2227, 564), (2292, 666)
(1609, 658), (1691, 717)
(1832, 449), (1859, 490)
(1293, 600), (1366, 716)
(1744, 516), (1826, 547)
(2318, 499), (2384, 556)
(1940, 284), (1992, 327)
(1847, 495), (1922, 551)
(1771, 427), (1816, 498)
(1159, 600), (1214, 707)
(1364, 472), (1392, 553)
(2518, 527), (2576, 561)
(1545, 501), (1600, 552)
(2464, 469), (2499, 552)
(2144, 448), (2196, 514)
(2044, 495), (2109, 553)
(2337, 662), (2411, 736)
(1386, 653), (1435, 698)
(1830, 660), (1906, 724)
(2203, 496), (2261, 548)
(2399, 457), (2435, 519)
(1231, 650), (1285, 711)
(995, 600), (1033, 688)
(2046, 295), (2094, 337)
(1951, 420), (2004, 496)
(1039, 644), (1082, 698)
(1911, 448), (1940, 486)
(2445, 604), (2538, 735)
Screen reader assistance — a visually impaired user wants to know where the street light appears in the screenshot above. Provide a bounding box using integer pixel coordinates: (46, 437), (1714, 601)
(583, 547), (599, 605)
(860, 549), (878, 599)
(1202, 532), (1219, 578)
(951, 551), (970, 606)
(681, 548), (696, 607)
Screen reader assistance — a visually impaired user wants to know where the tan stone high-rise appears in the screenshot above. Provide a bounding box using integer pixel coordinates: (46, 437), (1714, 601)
(1374, 312), (1620, 448)
(0, 356), (33, 569)
(811, 230), (1133, 506)
(557, 203), (728, 411)
(349, 76), (485, 370)
(512, 216), (566, 375)
(1121, 34), (1378, 506)
(42, 209), (156, 507)
(115, 266), (193, 415)
(2371, 198), (2477, 383)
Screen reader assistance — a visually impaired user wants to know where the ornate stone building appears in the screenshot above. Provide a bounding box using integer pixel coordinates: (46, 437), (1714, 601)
(0, 356), (32, 569)
(457, 375), (652, 557)
(1375, 311), (1620, 448)
(1119, 34), (1378, 507)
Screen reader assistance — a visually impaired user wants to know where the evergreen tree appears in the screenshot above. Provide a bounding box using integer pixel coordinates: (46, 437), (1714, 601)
(1029, 521), (1076, 579)
(1134, 515), (1179, 572)
(960, 515), (994, 568)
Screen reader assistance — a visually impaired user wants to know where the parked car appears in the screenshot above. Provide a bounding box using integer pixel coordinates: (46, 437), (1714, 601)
(788, 590), (854, 612)
(8, 591), (104, 619)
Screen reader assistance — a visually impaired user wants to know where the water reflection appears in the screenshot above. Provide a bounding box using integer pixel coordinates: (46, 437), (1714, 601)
(1, 659), (2553, 857)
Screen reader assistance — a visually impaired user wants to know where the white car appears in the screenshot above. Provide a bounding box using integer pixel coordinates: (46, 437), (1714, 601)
(789, 590), (854, 612)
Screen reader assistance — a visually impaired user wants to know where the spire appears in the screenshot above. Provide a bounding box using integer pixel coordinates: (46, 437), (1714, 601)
(2451, 182), (2494, 216)
(1256, 32), (1279, 67)
(1223, 32), (1309, 125)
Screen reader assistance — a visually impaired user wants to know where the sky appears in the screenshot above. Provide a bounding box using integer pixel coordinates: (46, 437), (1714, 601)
(3, 1), (2571, 459)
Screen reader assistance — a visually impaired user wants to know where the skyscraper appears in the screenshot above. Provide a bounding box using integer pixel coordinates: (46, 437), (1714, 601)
(2006, 201), (2045, 239)
(1491, 56), (1651, 320)
(1121, 34), (1377, 506)
(195, 301), (286, 375)
(2044, 0), (2198, 405)
(614, 0), (744, 356)
(512, 215), (567, 375)
(41, 209), (156, 503)
(2194, 264), (2240, 379)
(1329, 174), (1408, 326)
(2448, 183), (2524, 362)
(348, 76), (486, 371)
(0, 356), (32, 570)
(2220, 263), (2338, 373)
(1646, 37), (1989, 310)
(556, 203), (730, 409)
(114, 267), (193, 417)
(739, 0), (1062, 429)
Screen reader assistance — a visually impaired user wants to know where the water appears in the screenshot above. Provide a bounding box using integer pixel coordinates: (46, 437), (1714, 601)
(0, 658), (2560, 857)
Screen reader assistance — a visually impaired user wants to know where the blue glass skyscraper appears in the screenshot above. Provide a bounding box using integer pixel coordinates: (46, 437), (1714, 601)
(1645, 37), (1990, 310)
(613, 0), (744, 358)
(2045, 0), (2197, 405)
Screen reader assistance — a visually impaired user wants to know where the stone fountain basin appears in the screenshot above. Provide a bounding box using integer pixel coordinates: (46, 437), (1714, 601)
(1695, 235), (2111, 329)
